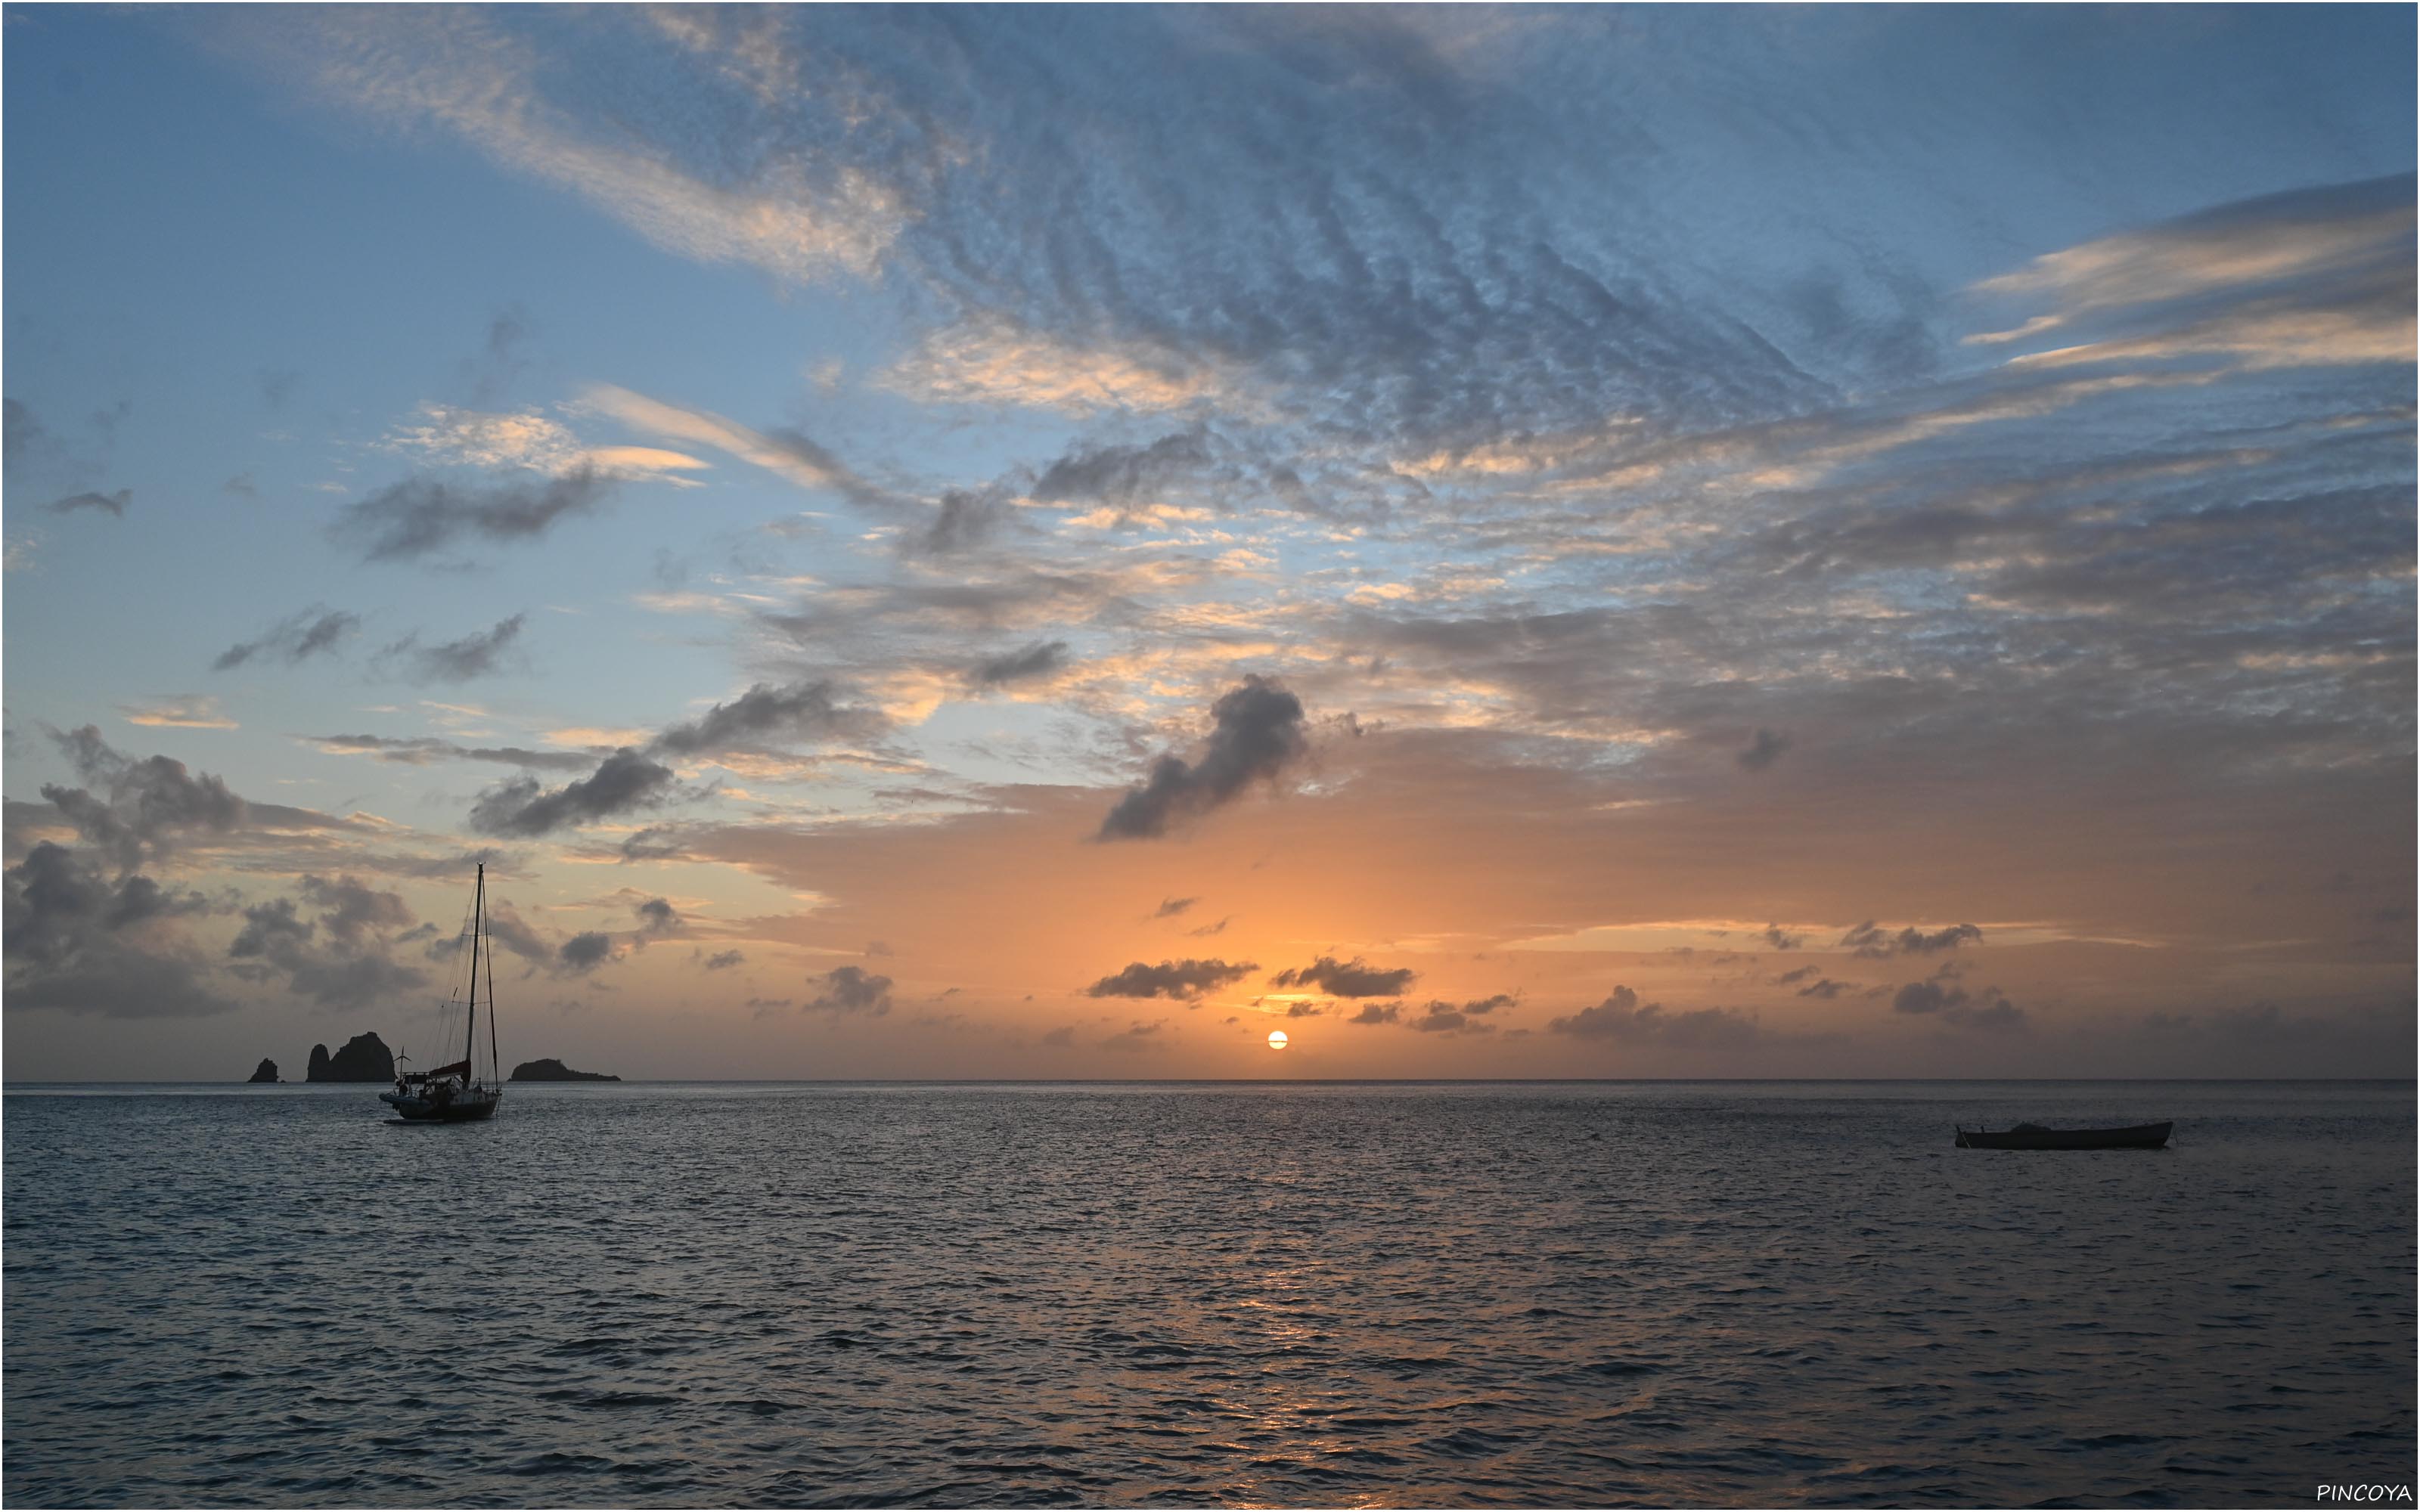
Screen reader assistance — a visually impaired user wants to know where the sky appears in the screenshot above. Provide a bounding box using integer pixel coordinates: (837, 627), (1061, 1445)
(4, 5), (2412, 1081)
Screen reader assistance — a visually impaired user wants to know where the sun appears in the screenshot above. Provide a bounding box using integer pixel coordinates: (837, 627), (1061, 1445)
(1267, 1030), (1289, 1050)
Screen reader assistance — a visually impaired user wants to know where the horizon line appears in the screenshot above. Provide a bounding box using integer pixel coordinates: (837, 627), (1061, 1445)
(6, 1075), (2409, 1087)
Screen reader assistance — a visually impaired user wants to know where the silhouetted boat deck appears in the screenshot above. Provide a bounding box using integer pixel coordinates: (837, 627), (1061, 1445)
(1956, 1120), (2171, 1150)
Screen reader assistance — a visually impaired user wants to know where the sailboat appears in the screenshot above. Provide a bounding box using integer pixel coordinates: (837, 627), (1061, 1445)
(380, 864), (504, 1122)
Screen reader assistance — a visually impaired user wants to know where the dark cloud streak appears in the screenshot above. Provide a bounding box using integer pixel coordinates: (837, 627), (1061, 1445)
(334, 466), (614, 563)
(215, 606), (361, 671)
(467, 748), (678, 838)
(1084, 957), (1257, 1001)
(1097, 677), (1309, 840)
(1270, 955), (1416, 999)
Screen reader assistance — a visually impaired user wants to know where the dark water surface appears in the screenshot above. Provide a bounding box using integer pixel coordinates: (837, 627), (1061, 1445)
(4, 1080), (2412, 1507)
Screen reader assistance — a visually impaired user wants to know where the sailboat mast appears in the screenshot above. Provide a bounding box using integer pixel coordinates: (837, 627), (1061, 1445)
(465, 863), (482, 1077)
(485, 870), (498, 1083)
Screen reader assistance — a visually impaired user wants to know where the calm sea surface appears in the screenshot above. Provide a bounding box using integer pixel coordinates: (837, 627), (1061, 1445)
(3, 1080), (2411, 1507)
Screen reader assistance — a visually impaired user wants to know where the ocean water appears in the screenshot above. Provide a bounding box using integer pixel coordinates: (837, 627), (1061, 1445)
(2, 1080), (2411, 1508)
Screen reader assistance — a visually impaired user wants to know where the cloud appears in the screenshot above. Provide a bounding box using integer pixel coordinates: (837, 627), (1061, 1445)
(477, 900), (554, 964)
(381, 404), (585, 471)
(39, 727), (247, 872)
(633, 897), (681, 934)
(333, 466), (615, 562)
(1097, 676), (1309, 840)
(1083, 957), (1258, 1000)
(228, 897), (311, 961)
(1970, 174), (2415, 373)
(697, 948), (745, 971)
(119, 697), (239, 730)
(284, 950), (430, 1009)
(1152, 897), (1198, 919)
(1759, 923), (1801, 950)
(2, 844), (237, 1017)
(904, 488), (1013, 557)
(467, 748), (679, 836)
(1347, 993), (1510, 1033)
(1795, 978), (1854, 999)
(881, 320), (1233, 416)
(1031, 429), (1218, 510)
(651, 679), (885, 757)
(969, 640), (1069, 688)
(47, 489), (129, 517)
(219, 872), (430, 1011)
(1840, 922), (1984, 959)
(471, 308), (530, 404)
(803, 963), (892, 1015)
(619, 828), (685, 863)
(4, 397), (47, 476)
(380, 615), (527, 683)
(3, 948), (236, 1017)
(1549, 985), (1761, 1049)
(759, 8), (1869, 447)
(299, 874), (414, 946)
(1891, 978), (2025, 1031)
(557, 931), (617, 974)
(306, 733), (596, 771)
(377, 395), (714, 486)
(1040, 1024), (1078, 1046)
(1737, 728), (1791, 771)
(759, 562), (1171, 650)
(1407, 999), (1498, 1034)
(1889, 980), (1953, 1015)
(581, 384), (905, 507)
(213, 606), (361, 671)
(1100, 1019), (1167, 1052)
(259, 8), (904, 286)
(5, 841), (215, 973)
(1269, 955), (1417, 999)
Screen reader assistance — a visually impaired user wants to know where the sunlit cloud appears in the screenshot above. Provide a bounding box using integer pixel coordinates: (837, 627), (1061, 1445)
(879, 318), (1244, 417)
(579, 384), (899, 507)
(244, 7), (905, 284)
(379, 403), (714, 485)
(120, 697), (239, 730)
(1970, 175), (2412, 336)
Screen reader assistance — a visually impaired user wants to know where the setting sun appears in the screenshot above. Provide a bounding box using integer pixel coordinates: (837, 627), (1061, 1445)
(1267, 1030), (1289, 1050)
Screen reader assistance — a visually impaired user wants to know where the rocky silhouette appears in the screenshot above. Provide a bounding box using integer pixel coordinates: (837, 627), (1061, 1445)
(247, 1058), (280, 1083)
(509, 1058), (620, 1082)
(306, 1033), (395, 1083)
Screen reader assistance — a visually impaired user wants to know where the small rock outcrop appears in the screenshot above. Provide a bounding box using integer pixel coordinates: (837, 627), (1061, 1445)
(247, 1058), (280, 1083)
(306, 1033), (396, 1083)
(509, 1058), (621, 1083)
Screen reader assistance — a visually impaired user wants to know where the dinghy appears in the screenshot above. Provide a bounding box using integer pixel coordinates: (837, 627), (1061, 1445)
(1955, 1120), (2169, 1150)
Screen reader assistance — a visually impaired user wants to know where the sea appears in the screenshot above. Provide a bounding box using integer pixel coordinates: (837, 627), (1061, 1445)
(2, 1080), (2412, 1508)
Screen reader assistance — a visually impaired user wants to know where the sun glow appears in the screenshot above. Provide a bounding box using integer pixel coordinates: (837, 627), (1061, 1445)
(1267, 1030), (1289, 1050)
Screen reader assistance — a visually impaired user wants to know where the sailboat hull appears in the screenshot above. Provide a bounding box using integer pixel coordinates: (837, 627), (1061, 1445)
(380, 1088), (502, 1122)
